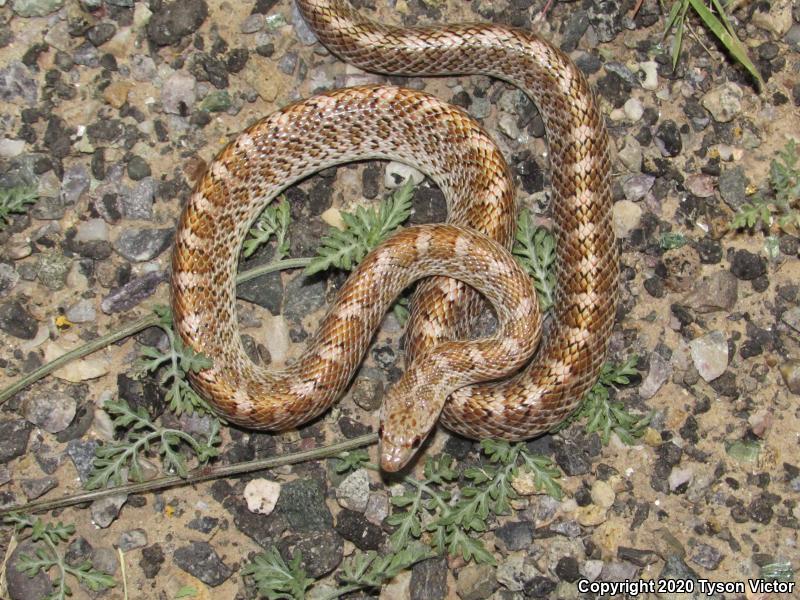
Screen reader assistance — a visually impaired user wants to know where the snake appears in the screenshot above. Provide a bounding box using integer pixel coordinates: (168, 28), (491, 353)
(171, 0), (617, 471)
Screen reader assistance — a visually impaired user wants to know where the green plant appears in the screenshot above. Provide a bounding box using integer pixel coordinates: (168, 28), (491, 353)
(85, 397), (221, 490)
(244, 544), (432, 600)
(512, 209), (556, 312)
(242, 547), (315, 600)
(306, 181), (415, 275)
(246, 442), (562, 597)
(243, 196), (291, 258)
(136, 306), (215, 417)
(4, 514), (116, 599)
(0, 184), (38, 230)
(343, 440), (562, 564)
(554, 355), (651, 444)
(732, 140), (800, 233)
(662, 0), (763, 89)
(659, 231), (688, 250)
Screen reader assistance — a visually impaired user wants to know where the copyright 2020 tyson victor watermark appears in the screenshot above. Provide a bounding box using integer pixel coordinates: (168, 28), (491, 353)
(576, 578), (796, 596)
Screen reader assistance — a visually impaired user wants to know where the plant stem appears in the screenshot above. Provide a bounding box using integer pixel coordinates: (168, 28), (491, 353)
(0, 433), (377, 516)
(0, 257), (312, 406)
(319, 583), (364, 600)
(235, 257), (311, 284)
(0, 313), (160, 405)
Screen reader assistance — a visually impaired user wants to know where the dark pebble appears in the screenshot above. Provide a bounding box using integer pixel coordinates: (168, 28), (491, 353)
(574, 52), (602, 75)
(0, 419), (33, 464)
(362, 163), (381, 199)
(195, 53), (229, 88)
(277, 530), (343, 578)
(86, 118), (123, 144)
(631, 501), (650, 529)
(709, 371), (738, 397)
(527, 576), (557, 597)
(226, 48), (249, 73)
(552, 439), (592, 475)
(140, 544), (165, 579)
(118, 373), (163, 420)
(739, 340), (764, 358)
(596, 71), (632, 108)
(127, 155), (151, 180)
(560, 10), (590, 53)
(679, 415), (699, 444)
(730, 502), (749, 523)
(252, 0), (279, 13)
(66, 439), (99, 483)
(654, 120), (682, 157)
(6, 540), (53, 598)
(748, 494), (775, 524)
(256, 43), (275, 57)
(410, 557), (448, 600)
(450, 89), (471, 108)
(274, 478), (333, 532)
(409, 185), (447, 224)
(0, 300), (38, 339)
(555, 556), (580, 582)
(779, 235), (799, 256)
(173, 541), (231, 586)
(21, 476), (57, 500)
(87, 22), (116, 46)
(514, 150), (544, 194)
(751, 275), (769, 293)
(147, 0), (209, 46)
(643, 276), (665, 298)
(683, 98), (710, 130)
(730, 249), (766, 280)
(689, 542), (724, 570)
(651, 442), (682, 493)
(335, 508), (384, 550)
(44, 116), (72, 158)
(693, 237), (723, 264)
(495, 520), (534, 551)
(617, 546), (657, 567)
(100, 270), (168, 314)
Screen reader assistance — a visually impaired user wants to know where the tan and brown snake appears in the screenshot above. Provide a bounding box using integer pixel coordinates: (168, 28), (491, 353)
(171, 0), (618, 471)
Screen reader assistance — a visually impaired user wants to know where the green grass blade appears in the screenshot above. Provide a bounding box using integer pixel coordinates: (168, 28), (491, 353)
(687, 0), (764, 89)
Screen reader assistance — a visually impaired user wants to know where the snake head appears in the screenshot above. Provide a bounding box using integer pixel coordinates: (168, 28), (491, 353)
(378, 379), (446, 472)
(379, 426), (426, 472)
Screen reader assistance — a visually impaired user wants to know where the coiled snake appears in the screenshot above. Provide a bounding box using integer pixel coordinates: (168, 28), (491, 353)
(171, 0), (618, 471)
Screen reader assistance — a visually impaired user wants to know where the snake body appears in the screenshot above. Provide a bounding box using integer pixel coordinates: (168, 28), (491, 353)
(171, 0), (617, 470)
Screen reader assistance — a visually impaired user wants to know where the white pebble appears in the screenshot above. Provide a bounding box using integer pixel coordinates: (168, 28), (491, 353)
(638, 61), (659, 90)
(623, 98), (644, 122)
(384, 162), (424, 189)
(244, 479), (281, 515)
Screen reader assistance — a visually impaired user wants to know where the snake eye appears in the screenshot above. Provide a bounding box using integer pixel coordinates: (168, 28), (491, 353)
(411, 435), (421, 449)
(378, 424), (384, 438)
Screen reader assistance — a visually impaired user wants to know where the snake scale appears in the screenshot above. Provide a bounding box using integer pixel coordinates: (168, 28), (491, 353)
(171, 0), (618, 471)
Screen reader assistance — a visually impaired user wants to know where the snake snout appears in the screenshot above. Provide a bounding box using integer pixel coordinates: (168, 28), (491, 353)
(379, 429), (422, 472)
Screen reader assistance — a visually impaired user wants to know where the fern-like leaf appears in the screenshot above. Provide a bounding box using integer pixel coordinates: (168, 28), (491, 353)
(305, 181), (414, 276)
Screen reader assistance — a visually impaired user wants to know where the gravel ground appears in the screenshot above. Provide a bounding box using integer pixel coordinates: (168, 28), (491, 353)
(0, 0), (798, 599)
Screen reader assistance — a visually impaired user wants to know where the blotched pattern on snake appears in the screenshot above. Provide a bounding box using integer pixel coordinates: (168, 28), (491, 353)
(171, 0), (618, 471)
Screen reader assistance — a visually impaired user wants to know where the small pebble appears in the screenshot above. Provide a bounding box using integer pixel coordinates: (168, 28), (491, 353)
(244, 478), (281, 515)
(336, 468), (370, 512)
(384, 162), (424, 188)
(689, 330), (728, 382)
(702, 82), (743, 123)
(623, 97), (643, 121)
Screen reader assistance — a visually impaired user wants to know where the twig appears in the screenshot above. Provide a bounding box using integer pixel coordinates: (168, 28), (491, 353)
(0, 257), (312, 406)
(0, 433), (377, 517)
(0, 314), (160, 405)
